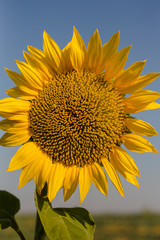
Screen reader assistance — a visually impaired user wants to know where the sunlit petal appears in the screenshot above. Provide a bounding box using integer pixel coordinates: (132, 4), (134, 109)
(122, 134), (158, 153)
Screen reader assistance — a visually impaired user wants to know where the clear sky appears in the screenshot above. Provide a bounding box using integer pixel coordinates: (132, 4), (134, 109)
(0, 0), (160, 214)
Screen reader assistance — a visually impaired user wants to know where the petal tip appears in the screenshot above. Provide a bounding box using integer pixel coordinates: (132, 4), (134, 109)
(43, 30), (47, 35)
(4, 67), (9, 72)
(18, 183), (22, 189)
(43, 30), (49, 39)
(73, 26), (78, 34)
(137, 172), (140, 178)
(15, 59), (20, 65)
(80, 199), (84, 204)
(154, 131), (159, 136)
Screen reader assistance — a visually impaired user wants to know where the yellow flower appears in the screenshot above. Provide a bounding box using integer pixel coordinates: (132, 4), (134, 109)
(0, 27), (159, 203)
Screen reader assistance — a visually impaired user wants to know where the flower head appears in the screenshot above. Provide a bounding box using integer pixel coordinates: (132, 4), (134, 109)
(0, 28), (159, 203)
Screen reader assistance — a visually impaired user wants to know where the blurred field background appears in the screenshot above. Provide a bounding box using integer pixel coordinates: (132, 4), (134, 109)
(0, 212), (160, 240)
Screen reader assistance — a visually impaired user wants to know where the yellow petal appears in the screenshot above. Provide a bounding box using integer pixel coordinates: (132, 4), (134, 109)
(110, 159), (139, 188)
(23, 51), (50, 83)
(62, 42), (73, 72)
(47, 163), (66, 202)
(103, 31), (120, 57)
(0, 130), (30, 146)
(118, 72), (160, 94)
(5, 127), (29, 134)
(0, 98), (30, 114)
(124, 90), (160, 113)
(26, 49), (54, 77)
(125, 118), (158, 137)
(19, 85), (39, 96)
(122, 134), (158, 153)
(110, 146), (140, 177)
(101, 157), (124, 197)
(34, 175), (41, 194)
(43, 31), (65, 74)
(28, 45), (45, 58)
(18, 157), (43, 188)
(70, 27), (87, 71)
(63, 165), (79, 201)
(16, 60), (44, 90)
(86, 29), (102, 72)
(6, 113), (28, 121)
(0, 119), (28, 132)
(35, 158), (52, 194)
(104, 45), (131, 81)
(97, 31), (120, 73)
(28, 46), (55, 76)
(7, 142), (41, 171)
(0, 112), (28, 122)
(24, 51), (39, 67)
(5, 68), (30, 88)
(121, 172), (139, 188)
(139, 102), (160, 111)
(79, 165), (92, 204)
(5, 68), (39, 96)
(91, 162), (108, 197)
(6, 87), (36, 100)
(114, 61), (146, 91)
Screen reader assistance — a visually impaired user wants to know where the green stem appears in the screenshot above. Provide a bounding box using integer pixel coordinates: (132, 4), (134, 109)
(11, 217), (26, 240)
(34, 211), (46, 240)
(15, 229), (26, 240)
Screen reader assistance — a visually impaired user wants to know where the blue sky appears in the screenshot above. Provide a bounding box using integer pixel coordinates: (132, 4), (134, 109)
(0, 0), (160, 214)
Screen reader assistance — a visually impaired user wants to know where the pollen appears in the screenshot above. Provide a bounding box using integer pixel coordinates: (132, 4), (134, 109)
(28, 70), (127, 166)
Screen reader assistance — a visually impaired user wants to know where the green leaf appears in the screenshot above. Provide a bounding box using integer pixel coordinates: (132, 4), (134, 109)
(0, 190), (20, 216)
(0, 191), (25, 239)
(35, 191), (95, 240)
(0, 191), (20, 230)
(0, 209), (12, 230)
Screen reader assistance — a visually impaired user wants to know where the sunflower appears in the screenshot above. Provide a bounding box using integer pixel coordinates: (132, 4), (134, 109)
(0, 27), (159, 203)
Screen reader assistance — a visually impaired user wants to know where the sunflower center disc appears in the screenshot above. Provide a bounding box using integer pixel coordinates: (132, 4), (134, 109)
(28, 70), (127, 166)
